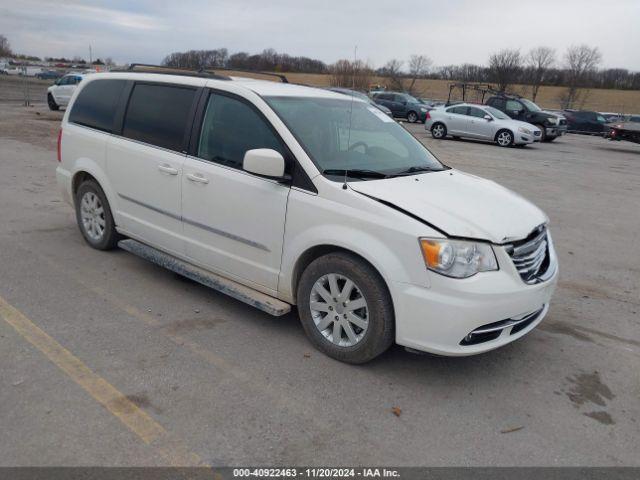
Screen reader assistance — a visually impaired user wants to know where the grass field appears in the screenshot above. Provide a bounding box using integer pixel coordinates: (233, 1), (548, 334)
(228, 71), (640, 113)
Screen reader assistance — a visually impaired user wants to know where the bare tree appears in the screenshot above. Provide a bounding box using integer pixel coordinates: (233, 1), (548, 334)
(407, 54), (432, 94)
(527, 46), (555, 101)
(0, 34), (11, 57)
(488, 49), (522, 92)
(330, 59), (373, 91)
(379, 59), (404, 90)
(561, 44), (602, 108)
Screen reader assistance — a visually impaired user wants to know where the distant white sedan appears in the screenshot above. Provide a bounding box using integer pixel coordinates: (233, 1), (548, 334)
(425, 103), (541, 147)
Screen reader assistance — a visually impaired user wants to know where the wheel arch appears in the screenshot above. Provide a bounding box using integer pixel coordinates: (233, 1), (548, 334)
(494, 128), (514, 142)
(70, 165), (119, 224)
(289, 244), (394, 312)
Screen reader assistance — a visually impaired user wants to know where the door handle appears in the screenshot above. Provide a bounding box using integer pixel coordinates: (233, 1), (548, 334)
(158, 164), (179, 175)
(186, 173), (209, 184)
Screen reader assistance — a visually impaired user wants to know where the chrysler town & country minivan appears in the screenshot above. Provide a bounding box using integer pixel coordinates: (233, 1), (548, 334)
(56, 68), (558, 363)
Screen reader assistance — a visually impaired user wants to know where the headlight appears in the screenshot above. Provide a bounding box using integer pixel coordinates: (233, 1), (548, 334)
(420, 107), (427, 113)
(546, 117), (558, 125)
(419, 238), (498, 278)
(518, 126), (532, 134)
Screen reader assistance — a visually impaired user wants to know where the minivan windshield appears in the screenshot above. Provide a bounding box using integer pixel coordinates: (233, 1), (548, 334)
(265, 96), (445, 179)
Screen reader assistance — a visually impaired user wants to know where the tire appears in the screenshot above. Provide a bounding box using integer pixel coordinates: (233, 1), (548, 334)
(535, 124), (546, 142)
(75, 180), (120, 250)
(431, 122), (447, 139)
(407, 111), (418, 123)
(546, 135), (557, 142)
(495, 129), (513, 147)
(47, 94), (59, 111)
(296, 252), (394, 364)
(452, 136), (460, 140)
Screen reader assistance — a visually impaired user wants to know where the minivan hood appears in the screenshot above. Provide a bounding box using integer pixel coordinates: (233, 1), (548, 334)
(350, 170), (547, 243)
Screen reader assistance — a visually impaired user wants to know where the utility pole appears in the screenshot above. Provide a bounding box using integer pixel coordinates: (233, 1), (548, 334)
(89, 45), (92, 65)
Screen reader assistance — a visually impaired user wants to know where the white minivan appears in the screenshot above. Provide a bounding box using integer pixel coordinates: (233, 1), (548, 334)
(56, 68), (558, 363)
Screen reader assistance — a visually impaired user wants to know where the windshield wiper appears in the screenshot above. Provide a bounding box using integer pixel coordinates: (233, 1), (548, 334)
(388, 165), (441, 177)
(322, 169), (389, 179)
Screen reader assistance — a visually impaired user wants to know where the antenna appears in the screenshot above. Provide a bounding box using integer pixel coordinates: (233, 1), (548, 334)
(343, 45), (357, 190)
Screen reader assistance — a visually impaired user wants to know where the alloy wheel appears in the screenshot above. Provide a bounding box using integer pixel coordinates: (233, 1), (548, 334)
(432, 124), (445, 138)
(80, 191), (106, 241)
(309, 273), (369, 347)
(497, 131), (512, 146)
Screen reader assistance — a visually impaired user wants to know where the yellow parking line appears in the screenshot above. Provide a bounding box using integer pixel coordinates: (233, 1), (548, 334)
(0, 295), (204, 466)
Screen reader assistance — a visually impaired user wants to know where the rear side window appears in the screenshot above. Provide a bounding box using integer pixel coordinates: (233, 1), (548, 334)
(447, 106), (468, 115)
(197, 92), (284, 170)
(122, 83), (196, 152)
(69, 79), (126, 133)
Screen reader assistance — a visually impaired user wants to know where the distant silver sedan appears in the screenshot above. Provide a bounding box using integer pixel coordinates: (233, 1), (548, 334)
(425, 104), (541, 146)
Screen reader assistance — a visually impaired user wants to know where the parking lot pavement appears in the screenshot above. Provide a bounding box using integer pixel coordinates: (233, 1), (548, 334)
(0, 103), (639, 467)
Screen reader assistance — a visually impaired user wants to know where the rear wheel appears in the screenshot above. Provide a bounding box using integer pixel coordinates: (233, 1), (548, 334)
(495, 129), (513, 147)
(75, 180), (120, 250)
(407, 111), (418, 123)
(297, 252), (394, 364)
(431, 122), (447, 139)
(47, 94), (59, 111)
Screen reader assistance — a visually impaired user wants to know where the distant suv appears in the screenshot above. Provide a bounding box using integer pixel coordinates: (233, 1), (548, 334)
(56, 70), (557, 363)
(371, 92), (429, 123)
(562, 110), (609, 134)
(47, 73), (85, 110)
(486, 95), (567, 142)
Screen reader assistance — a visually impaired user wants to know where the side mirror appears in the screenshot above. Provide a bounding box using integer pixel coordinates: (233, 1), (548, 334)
(483, 115), (493, 121)
(243, 149), (286, 179)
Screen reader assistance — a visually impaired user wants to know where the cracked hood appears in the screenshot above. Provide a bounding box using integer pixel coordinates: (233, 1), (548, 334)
(350, 170), (547, 243)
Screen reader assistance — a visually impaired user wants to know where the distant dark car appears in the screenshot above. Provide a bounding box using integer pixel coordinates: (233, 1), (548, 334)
(371, 92), (429, 123)
(486, 95), (566, 142)
(628, 115), (640, 123)
(36, 70), (63, 80)
(562, 110), (609, 134)
(327, 87), (393, 117)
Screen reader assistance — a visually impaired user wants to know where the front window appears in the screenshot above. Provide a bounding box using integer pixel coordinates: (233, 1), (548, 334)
(484, 106), (509, 120)
(265, 96), (445, 179)
(520, 99), (542, 112)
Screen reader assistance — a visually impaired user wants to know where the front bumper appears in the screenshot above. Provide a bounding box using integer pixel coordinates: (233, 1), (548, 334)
(546, 124), (567, 137)
(391, 243), (558, 356)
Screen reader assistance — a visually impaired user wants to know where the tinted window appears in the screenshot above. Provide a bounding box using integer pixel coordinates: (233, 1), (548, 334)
(123, 84), (196, 152)
(490, 98), (506, 109)
(69, 79), (126, 133)
(447, 106), (468, 115)
(506, 100), (522, 112)
(468, 107), (486, 118)
(198, 93), (285, 170)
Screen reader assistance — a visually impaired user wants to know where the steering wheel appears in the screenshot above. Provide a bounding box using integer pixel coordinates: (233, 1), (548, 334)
(348, 141), (368, 153)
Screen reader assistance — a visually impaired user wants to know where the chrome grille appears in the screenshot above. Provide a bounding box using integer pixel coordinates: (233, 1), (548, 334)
(506, 225), (550, 284)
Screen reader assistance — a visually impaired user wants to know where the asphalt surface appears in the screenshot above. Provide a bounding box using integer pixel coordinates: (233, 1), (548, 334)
(0, 103), (639, 467)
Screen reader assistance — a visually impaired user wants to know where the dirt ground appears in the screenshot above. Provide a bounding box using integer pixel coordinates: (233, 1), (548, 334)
(0, 86), (639, 468)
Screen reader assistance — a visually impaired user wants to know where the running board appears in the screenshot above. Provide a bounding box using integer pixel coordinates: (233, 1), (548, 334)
(118, 239), (291, 316)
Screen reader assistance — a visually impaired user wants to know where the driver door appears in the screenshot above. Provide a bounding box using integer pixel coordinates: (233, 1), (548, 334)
(506, 99), (526, 121)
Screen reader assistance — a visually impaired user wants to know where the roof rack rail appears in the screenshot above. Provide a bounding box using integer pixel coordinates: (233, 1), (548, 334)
(113, 64), (289, 84)
(203, 67), (289, 83)
(446, 82), (522, 105)
(118, 63), (231, 81)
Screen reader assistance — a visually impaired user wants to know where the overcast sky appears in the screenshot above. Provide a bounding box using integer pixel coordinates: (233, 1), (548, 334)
(1, 0), (639, 70)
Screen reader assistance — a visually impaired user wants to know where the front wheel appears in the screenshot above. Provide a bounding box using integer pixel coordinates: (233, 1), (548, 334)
(495, 129), (513, 147)
(47, 94), (59, 111)
(296, 252), (394, 364)
(431, 123), (447, 139)
(535, 124), (546, 142)
(75, 180), (120, 250)
(407, 111), (418, 123)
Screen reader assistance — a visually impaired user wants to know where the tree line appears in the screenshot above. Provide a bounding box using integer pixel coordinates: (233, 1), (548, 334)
(161, 45), (639, 103)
